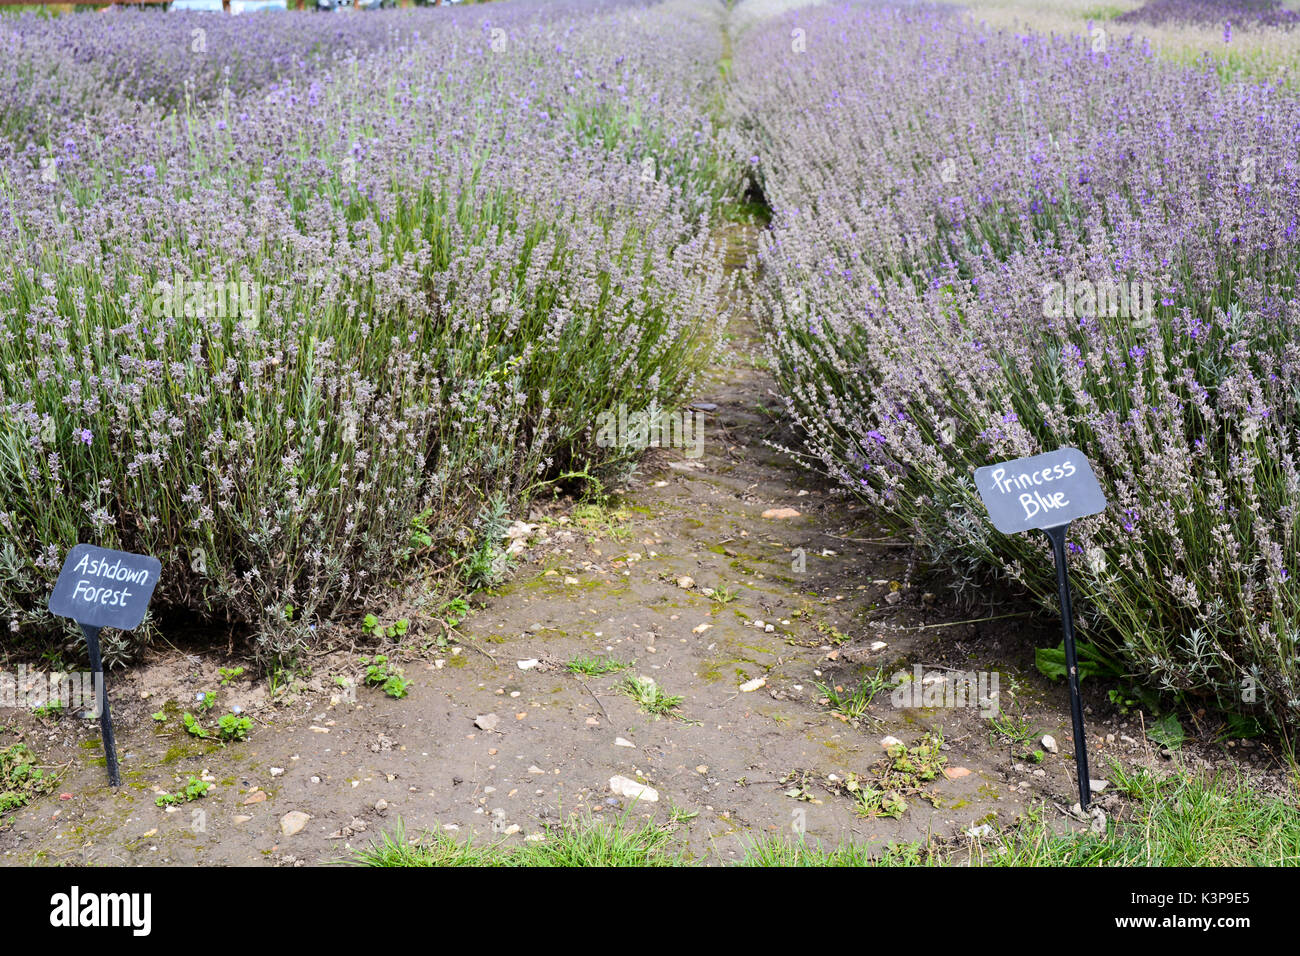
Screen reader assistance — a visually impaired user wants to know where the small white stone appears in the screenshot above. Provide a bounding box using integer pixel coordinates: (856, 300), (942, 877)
(1041, 735), (1059, 754)
(609, 775), (659, 803)
(279, 811), (310, 837)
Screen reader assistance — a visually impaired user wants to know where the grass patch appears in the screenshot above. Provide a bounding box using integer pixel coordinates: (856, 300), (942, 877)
(567, 500), (634, 543)
(987, 709), (1037, 747)
(618, 675), (685, 718)
(566, 654), (632, 677)
(738, 838), (942, 867)
(351, 813), (685, 867)
(353, 767), (1299, 867)
(1078, 4), (1126, 20)
(753, 767), (1300, 867)
(816, 667), (889, 721)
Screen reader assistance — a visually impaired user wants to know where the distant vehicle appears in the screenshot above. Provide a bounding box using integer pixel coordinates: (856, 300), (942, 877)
(169, 0), (286, 9)
(231, 0), (288, 11)
(357, 0), (398, 9)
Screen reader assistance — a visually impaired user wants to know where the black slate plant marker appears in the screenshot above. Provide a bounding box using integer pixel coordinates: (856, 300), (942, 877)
(974, 447), (1106, 810)
(48, 544), (161, 787)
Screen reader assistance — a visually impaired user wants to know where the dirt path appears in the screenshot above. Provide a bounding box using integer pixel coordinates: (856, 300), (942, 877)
(5, 223), (1142, 867)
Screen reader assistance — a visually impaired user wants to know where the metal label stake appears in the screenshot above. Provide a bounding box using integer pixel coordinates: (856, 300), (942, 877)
(48, 544), (161, 788)
(80, 624), (120, 787)
(1044, 523), (1091, 809)
(974, 447), (1107, 811)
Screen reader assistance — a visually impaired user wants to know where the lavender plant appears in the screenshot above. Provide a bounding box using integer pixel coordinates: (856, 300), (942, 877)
(0, 0), (742, 663)
(737, 1), (1300, 731)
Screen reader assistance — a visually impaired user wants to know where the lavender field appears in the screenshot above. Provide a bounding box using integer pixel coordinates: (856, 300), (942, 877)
(1, 0), (1299, 875)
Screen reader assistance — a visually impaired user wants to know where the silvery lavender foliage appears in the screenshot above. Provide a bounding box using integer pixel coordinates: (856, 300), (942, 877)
(737, 1), (1300, 729)
(3, 7), (395, 116)
(0, 0), (740, 661)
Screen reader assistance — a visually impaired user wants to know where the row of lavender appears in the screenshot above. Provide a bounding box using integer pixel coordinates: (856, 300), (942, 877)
(0, 1), (743, 661)
(736, 2), (1300, 730)
(1117, 0), (1300, 30)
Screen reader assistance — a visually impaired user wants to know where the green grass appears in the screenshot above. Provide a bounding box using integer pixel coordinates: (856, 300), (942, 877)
(566, 654), (632, 677)
(987, 709), (1036, 746)
(1077, 4), (1125, 20)
(618, 675), (684, 718)
(758, 767), (1300, 867)
(353, 767), (1300, 867)
(351, 814), (684, 867)
(816, 667), (889, 721)
(738, 839), (943, 867)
